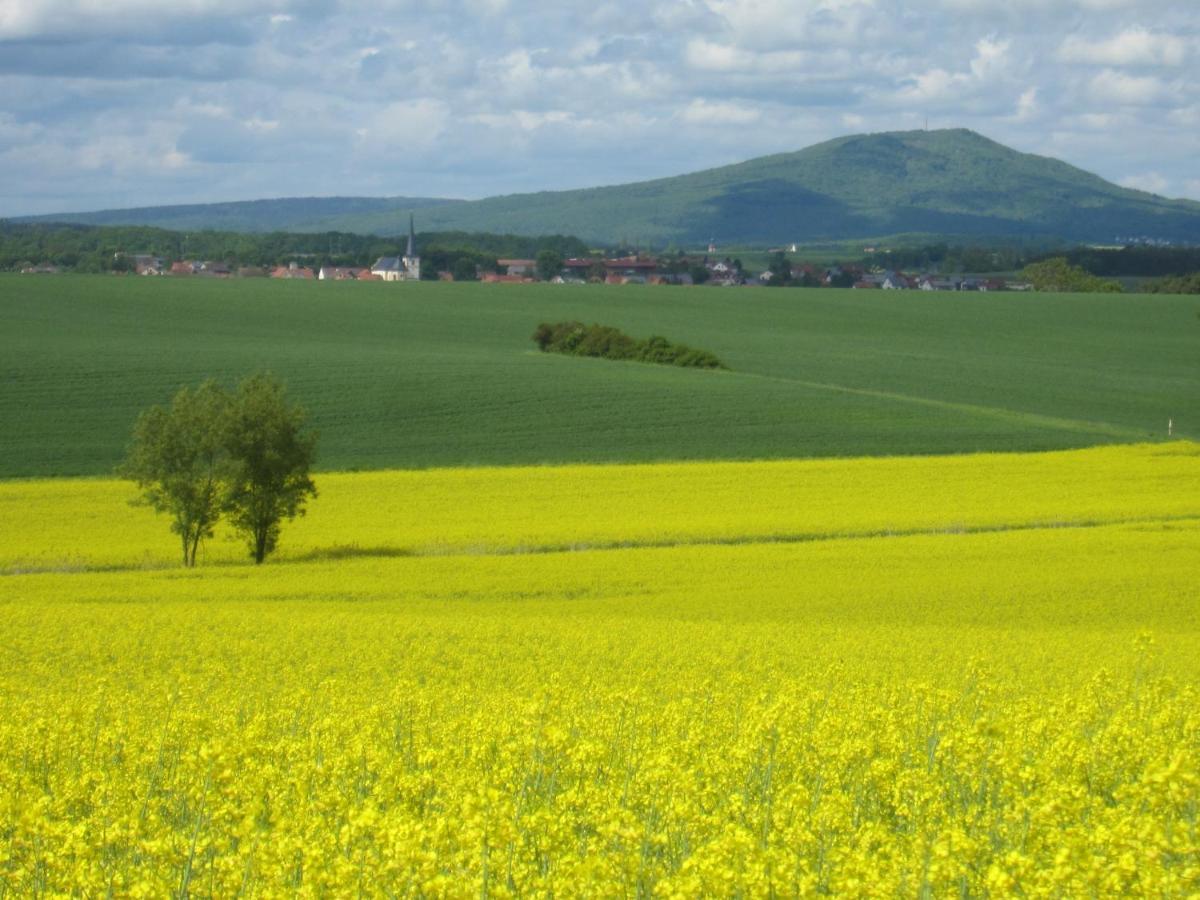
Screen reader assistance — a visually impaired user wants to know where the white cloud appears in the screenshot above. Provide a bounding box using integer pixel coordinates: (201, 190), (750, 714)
(679, 99), (762, 124)
(0, 0), (294, 40)
(1072, 112), (1119, 129)
(353, 99), (450, 156)
(1167, 105), (1200, 126)
(895, 37), (1018, 107)
(1014, 87), (1038, 120)
(1119, 172), (1170, 194)
(970, 37), (1011, 79)
(1059, 28), (1191, 67)
(683, 39), (811, 73)
(1088, 69), (1177, 105)
(943, 0), (1168, 9)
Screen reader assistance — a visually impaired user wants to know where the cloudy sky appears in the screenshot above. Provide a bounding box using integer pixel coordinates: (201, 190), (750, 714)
(1, 0), (1197, 215)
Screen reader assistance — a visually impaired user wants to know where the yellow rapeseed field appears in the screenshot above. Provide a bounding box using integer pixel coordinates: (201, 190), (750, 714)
(1, 443), (1198, 895)
(2, 442), (1198, 572)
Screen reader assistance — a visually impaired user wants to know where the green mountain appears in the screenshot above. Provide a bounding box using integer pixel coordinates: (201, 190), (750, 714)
(16, 130), (1200, 245)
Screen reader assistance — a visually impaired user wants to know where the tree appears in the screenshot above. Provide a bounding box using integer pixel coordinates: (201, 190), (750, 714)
(222, 374), (318, 564)
(536, 249), (564, 281)
(450, 256), (478, 281)
(828, 269), (856, 289)
(1145, 272), (1200, 294)
(766, 251), (793, 287)
(1020, 257), (1122, 293)
(122, 381), (232, 567)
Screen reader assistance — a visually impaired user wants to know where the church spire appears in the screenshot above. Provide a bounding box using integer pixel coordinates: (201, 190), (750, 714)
(405, 214), (415, 259)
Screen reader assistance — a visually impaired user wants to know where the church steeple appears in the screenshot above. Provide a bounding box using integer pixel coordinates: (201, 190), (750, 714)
(401, 214), (420, 281)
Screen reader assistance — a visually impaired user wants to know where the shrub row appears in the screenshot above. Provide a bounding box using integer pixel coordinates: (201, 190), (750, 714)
(532, 322), (726, 369)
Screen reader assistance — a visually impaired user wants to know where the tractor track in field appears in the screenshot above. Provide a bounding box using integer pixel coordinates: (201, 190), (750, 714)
(731, 370), (1159, 442)
(5, 513), (1197, 577)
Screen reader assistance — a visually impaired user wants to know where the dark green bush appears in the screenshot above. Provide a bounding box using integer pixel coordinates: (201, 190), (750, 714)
(532, 323), (726, 369)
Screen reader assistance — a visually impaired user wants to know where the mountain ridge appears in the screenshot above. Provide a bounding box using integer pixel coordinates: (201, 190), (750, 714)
(13, 129), (1200, 245)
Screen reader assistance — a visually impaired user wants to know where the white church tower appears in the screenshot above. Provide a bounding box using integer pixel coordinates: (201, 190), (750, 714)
(402, 214), (420, 281)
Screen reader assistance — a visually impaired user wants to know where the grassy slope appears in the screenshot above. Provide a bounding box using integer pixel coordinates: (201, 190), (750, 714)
(1, 275), (1197, 478)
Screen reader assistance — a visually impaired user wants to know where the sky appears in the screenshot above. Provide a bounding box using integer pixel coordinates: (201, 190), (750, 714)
(1, 0), (1198, 216)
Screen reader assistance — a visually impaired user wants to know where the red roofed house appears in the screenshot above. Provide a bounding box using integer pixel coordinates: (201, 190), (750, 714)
(271, 263), (315, 280)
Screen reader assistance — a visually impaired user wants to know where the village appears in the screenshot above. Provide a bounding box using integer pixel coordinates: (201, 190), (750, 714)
(14, 211), (1032, 289)
(22, 250), (1026, 291)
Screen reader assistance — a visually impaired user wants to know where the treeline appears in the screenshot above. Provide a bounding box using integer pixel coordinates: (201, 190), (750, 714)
(1058, 246), (1200, 277)
(0, 222), (590, 276)
(861, 243), (1037, 273)
(533, 322), (726, 370)
(856, 241), (1200, 279)
(1144, 272), (1200, 294)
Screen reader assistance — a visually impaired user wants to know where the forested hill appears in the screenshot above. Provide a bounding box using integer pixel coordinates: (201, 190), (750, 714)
(15, 130), (1200, 246)
(13, 196), (461, 234)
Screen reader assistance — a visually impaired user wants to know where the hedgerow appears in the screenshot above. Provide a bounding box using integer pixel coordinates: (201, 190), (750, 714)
(532, 321), (726, 369)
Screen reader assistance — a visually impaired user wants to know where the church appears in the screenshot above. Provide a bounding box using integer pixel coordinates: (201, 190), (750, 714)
(370, 215), (421, 281)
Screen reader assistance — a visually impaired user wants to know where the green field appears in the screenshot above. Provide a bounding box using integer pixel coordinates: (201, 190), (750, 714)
(1, 274), (1196, 477)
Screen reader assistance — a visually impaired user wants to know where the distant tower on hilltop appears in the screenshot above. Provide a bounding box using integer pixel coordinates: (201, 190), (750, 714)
(707, 237), (717, 254)
(402, 214), (421, 281)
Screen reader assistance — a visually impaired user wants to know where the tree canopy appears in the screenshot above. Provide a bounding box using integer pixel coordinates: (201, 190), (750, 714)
(1019, 258), (1122, 293)
(122, 374), (317, 566)
(121, 381), (232, 567)
(222, 375), (318, 565)
(536, 250), (565, 282)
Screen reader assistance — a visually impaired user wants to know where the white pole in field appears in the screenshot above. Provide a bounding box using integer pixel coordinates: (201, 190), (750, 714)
(1168, 418), (1173, 437)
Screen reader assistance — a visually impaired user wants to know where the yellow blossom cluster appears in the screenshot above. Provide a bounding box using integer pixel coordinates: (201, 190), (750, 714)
(0, 444), (1198, 894)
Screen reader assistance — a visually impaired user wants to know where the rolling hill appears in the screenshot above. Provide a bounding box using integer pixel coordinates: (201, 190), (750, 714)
(14, 129), (1200, 245)
(1, 276), (1195, 478)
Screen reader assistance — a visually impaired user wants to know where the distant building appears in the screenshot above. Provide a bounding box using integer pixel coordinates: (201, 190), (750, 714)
(198, 261), (231, 277)
(127, 254), (164, 275)
(271, 262), (315, 280)
(318, 266), (366, 281)
(497, 259), (537, 276)
(371, 215), (421, 282)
